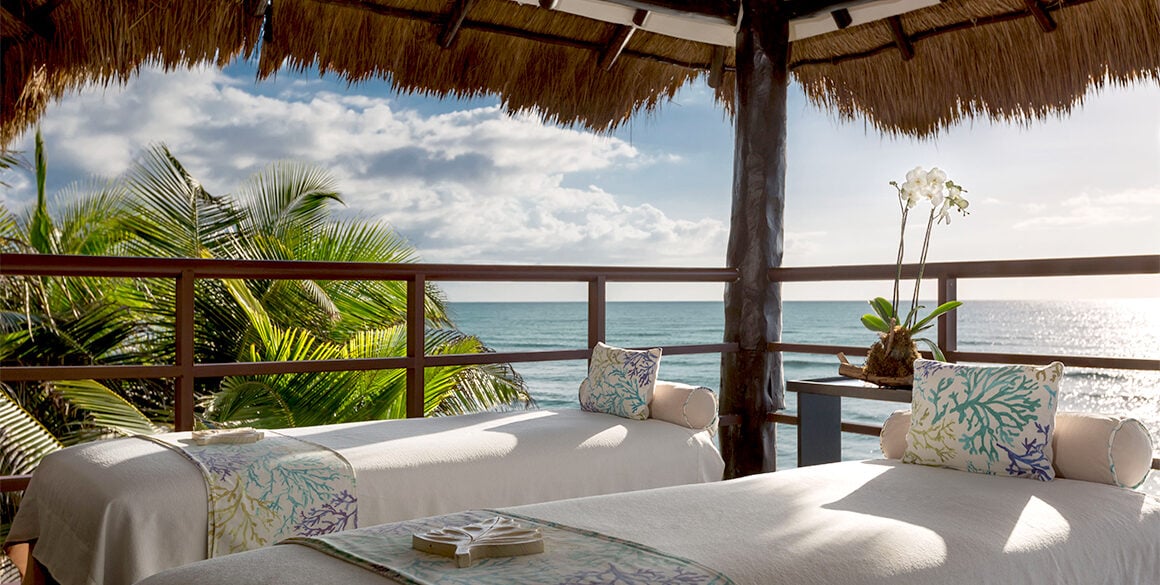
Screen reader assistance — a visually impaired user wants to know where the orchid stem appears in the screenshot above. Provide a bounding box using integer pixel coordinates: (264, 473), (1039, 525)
(908, 208), (936, 329)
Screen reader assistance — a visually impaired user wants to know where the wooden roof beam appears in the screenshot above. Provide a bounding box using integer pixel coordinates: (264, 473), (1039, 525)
(888, 15), (914, 61)
(708, 45), (726, 88)
(2, 0), (69, 40)
(598, 9), (648, 70)
(438, 0), (476, 48)
(1022, 0), (1056, 32)
(598, 0), (735, 23)
(830, 8), (852, 30)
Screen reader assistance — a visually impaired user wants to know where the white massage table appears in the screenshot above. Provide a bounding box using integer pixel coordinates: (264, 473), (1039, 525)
(138, 459), (1160, 585)
(5, 408), (723, 585)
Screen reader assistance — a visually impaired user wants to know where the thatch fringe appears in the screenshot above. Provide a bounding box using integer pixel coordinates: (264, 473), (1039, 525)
(1, 0), (1157, 146)
(257, 0), (722, 131)
(791, 0), (1160, 137)
(1, 0), (263, 147)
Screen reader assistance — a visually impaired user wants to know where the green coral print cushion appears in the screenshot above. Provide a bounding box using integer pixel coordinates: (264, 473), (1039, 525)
(578, 342), (662, 420)
(903, 359), (1064, 481)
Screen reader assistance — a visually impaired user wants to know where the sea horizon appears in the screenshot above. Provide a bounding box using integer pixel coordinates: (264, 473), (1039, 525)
(448, 299), (1160, 496)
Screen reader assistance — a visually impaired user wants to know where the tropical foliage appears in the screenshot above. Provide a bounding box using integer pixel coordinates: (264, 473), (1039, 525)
(0, 134), (531, 552)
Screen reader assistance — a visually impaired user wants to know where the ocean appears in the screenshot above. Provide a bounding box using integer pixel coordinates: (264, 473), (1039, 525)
(448, 300), (1160, 496)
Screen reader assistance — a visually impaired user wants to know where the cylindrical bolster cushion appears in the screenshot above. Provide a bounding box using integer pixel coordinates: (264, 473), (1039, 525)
(1054, 411), (1154, 489)
(880, 409), (1154, 488)
(650, 381), (718, 431)
(879, 409), (910, 460)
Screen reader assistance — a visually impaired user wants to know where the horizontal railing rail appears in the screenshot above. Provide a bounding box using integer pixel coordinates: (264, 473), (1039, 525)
(2, 253), (1157, 493)
(770, 254), (1160, 371)
(768, 254), (1159, 474)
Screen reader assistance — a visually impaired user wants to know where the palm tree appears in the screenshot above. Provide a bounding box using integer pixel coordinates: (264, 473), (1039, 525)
(110, 144), (530, 426)
(1, 136), (532, 501)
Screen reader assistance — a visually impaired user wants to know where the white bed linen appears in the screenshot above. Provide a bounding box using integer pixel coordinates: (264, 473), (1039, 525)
(138, 459), (1160, 585)
(5, 409), (722, 585)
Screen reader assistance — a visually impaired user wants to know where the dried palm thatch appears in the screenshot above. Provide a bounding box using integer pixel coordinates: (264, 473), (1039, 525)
(791, 0), (1160, 137)
(1, 0), (263, 147)
(1, 0), (1157, 148)
(255, 0), (723, 131)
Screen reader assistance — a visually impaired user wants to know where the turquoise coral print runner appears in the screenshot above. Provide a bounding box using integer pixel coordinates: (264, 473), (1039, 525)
(145, 430), (357, 556)
(281, 509), (735, 585)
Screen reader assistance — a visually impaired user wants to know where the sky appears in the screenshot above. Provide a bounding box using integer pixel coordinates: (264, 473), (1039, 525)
(1, 60), (1157, 303)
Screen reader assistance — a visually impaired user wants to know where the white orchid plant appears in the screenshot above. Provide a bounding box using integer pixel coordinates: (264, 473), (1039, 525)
(861, 166), (970, 362)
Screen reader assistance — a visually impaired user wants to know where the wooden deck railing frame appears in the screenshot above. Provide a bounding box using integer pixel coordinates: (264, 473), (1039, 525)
(1, 253), (1157, 493)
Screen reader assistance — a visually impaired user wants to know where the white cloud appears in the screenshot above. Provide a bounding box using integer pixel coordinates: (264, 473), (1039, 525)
(5, 65), (725, 267)
(1014, 187), (1160, 229)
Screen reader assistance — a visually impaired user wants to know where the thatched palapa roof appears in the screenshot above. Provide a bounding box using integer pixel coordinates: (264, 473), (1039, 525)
(2, 0), (1158, 147)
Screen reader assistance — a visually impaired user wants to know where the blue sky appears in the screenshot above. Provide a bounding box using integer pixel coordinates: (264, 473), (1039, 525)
(1, 61), (1157, 302)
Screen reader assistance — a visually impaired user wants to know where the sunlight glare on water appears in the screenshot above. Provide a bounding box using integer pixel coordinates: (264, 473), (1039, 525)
(450, 299), (1160, 496)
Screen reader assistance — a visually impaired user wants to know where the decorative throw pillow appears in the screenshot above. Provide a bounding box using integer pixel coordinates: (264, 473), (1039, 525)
(578, 342), (662, 420)
(903, 359), (1064, 481)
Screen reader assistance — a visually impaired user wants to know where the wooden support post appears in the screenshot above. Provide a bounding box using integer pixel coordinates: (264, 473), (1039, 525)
(888, 16), (914, 61)
(708, 46), (726, 89)
(587, 276), (607, 352)
(1022, 0), (1056, 33)
(720, 0), (788, 479)
(175, 270), (196, 431)
(830, 8), (852, 30)
(598, 9), (648, 70)
(937, 276), (958, 360)
(406, 275), (426, 418)
(438, 0), (476, 48)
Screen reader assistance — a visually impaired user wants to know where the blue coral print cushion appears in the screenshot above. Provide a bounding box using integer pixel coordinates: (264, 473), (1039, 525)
(578, 342), (662, 420)
(903, 359), (1064, 481)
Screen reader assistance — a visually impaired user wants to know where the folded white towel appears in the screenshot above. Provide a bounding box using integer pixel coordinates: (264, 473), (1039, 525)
(191, 428), (265, 445)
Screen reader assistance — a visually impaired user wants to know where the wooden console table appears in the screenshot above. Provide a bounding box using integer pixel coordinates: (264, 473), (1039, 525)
(787, 377), (912, 467)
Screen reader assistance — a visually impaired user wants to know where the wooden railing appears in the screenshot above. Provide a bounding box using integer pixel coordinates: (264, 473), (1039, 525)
(2, 253), (1157, 492)
(767, 254), (1160, 473)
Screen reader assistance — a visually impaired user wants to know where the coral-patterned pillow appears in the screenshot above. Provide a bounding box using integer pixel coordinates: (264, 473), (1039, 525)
(578, 343), (662, 420)
(903, 359), (1064, 481)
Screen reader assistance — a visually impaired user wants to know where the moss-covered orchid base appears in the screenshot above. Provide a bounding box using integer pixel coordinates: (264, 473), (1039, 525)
(865, 326), (920, 380)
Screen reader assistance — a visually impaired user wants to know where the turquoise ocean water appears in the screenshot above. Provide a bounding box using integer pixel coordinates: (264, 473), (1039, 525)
(448, 300), (1160, 496)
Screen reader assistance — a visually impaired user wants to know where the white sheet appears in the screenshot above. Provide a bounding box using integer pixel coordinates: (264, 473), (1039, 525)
(138, 460), (1160, 585)
(5, 409), (722, 585)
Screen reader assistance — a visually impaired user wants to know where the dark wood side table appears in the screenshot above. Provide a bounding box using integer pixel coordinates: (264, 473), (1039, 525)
(787, 377), (912, 467)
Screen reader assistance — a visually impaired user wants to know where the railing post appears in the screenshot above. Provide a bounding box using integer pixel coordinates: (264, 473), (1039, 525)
(406, 275), (426, 418)
(174, 269), (196, 431)
(938, 276), (958, 360)
(588, 276), (606, 352)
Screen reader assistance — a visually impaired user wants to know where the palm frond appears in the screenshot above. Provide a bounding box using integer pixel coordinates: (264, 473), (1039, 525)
(50, 380), (164, 443)
(234, 161), (341, 246)
(0, 386), (62, 476)
(120, 144), (240, 258)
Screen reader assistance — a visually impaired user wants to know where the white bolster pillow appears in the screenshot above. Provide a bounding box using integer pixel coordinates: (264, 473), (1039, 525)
(649, 381), (718, 431)
(879, 409), (910, 460)
(1054, 411), (1154, 489)
(880, 410), (1154, 488)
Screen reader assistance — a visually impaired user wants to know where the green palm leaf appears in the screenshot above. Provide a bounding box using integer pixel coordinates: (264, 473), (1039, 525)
(0, 387), (62, 476)
(50, 380), (163, 442)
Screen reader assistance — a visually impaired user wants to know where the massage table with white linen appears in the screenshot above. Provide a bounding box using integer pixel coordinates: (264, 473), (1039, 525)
(138, 458), (1160, 585)
(5, 408), (723, 585)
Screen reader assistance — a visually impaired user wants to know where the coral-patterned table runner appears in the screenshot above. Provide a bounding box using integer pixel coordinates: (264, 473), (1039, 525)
(281, 509), (734, 585)
(145, 431), (357, 556)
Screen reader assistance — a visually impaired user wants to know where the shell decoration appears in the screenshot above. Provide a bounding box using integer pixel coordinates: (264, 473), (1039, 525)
(412, 516), (545, 568)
